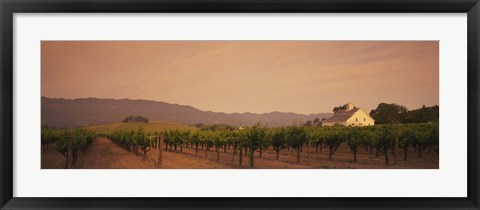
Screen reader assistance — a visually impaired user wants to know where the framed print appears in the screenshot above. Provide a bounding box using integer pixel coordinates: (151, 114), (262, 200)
(1, 0), (479, 209)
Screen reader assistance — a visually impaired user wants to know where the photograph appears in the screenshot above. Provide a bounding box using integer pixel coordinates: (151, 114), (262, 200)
(40, 41), (439, 169)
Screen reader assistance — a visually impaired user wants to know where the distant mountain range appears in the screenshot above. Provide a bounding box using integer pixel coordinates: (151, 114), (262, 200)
(41, 97), (332, 128)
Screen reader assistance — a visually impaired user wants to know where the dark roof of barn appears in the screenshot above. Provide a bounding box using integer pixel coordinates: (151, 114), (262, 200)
(322, 108), (360, 123)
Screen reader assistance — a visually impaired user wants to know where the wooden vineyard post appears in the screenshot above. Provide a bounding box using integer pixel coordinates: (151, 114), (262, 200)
(156, 133), (164, 168)
(67, 134), (73, 169)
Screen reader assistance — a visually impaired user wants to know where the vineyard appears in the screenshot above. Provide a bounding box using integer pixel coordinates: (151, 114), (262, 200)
(41, 123), (438, 169)
(107, 123), (438, 168)
(41, 128), (96, 168)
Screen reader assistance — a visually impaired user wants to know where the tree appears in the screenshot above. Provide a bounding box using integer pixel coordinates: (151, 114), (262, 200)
(236, 129), (249, 167)
(414, 124), (438, 158)
(402, 105), (439, 123)
(309, 129), (324, 153)
(191, 132), (201, 157)
(259, 131), (271, 158)
(333, 104), (347, 112)
(202, 132), (214, 158)
(134, 128), (151, 160)
(401, 125), (416, 160)
(41, 129), (58, 150)
(427, 123), (439, 154)
(212, 133), (222, 162)
(376, 124), (402, 164)
(245, 123), (266, 168)
(304, 120), (313, 126)
(270, 128), (286, 160)
(346, 127), (368, 162)
(323, 128), (341, 160)
(51, 129), (96, 168)
(194, 123), (205, 129)
(285, 126), (308, 162)
(169, 129), (182, 152)
(163, 130), (171, 151)
(227, 131), (241, 164)
(370, 103), (408, 124)
(179, 130), (190, 152)
(53, 130), (70, 168)
(123, 116), (149, 123)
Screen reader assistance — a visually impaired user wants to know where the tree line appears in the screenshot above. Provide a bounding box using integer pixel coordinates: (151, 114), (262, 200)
(123, 115), (149, 123)
(370, 103), (439, 124)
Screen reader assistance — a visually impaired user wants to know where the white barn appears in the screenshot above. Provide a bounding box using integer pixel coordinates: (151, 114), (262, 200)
(322, 103), (375, 127)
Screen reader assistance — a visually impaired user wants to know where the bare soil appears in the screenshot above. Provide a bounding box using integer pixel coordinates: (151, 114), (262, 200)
(41, 138), (439, 169)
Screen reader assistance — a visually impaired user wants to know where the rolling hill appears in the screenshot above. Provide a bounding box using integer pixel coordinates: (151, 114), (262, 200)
(41, 97), (332, 128)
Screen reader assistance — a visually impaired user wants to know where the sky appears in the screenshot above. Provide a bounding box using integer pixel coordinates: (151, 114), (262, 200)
(41, 41), (439, 114)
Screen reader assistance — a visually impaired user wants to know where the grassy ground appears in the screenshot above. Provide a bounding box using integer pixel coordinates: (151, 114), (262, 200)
(83, 121), (198, 134)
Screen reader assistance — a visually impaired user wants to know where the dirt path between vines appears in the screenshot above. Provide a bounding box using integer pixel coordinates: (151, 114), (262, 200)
(73, 138), (151, 169)
(43, 138), (229, 169)
(77, 138), (234, 169)
(42, 138), (438, 169)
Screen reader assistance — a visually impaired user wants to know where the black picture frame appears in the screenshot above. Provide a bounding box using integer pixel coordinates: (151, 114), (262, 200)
(1, 0), (479, 209)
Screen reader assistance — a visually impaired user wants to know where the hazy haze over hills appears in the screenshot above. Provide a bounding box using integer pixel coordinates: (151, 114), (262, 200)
(41, 97), (332, 128)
